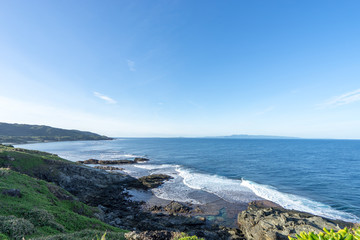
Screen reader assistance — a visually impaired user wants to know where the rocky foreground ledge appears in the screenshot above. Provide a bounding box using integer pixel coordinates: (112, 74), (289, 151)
(237, 201), (353, 240)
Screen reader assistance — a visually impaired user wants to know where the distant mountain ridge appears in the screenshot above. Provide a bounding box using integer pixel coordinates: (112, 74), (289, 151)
(0, 122), (112, 144)
(209, 134), (300, 139)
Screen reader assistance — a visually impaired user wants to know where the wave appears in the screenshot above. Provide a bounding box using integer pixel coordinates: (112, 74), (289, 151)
(131, 163), (359, 222)
(241, 179), (360, 223)
(176, 167), (261, 203)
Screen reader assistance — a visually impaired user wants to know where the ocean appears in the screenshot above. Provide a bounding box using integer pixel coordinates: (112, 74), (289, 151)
(17, 138), (360, 223)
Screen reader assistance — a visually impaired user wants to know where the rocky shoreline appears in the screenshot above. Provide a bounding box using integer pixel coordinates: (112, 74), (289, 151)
(67, 158), (354, 240)
(41, 159), (245, 239)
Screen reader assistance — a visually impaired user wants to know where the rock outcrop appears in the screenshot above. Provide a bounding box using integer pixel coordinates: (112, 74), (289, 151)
(93, 166), (124, 171)
(138, 174), (173, 189)
(77, 157), (149, 165)
(238, 201), (353, 240)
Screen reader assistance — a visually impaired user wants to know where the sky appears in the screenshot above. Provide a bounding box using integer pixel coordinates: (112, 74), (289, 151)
(0, 0), (360, 138)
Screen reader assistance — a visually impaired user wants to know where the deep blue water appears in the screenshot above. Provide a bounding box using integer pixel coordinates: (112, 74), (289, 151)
(17, 138), (360, 222)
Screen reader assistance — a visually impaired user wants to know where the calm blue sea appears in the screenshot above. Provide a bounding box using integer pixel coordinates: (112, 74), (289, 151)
(17, 138), (360, 222)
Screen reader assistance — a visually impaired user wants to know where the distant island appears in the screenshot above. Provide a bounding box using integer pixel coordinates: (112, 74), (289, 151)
(209, 134), (300, 139)
(0, 122), (112, 144)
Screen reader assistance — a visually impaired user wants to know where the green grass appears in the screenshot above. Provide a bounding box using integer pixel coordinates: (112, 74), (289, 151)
(288, 226), (360, 240)
(0, 168), (126, 239)
(0, 144), (72, 177)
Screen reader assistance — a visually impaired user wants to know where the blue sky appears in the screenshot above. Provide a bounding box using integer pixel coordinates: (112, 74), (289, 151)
(0, 0), (360, 138)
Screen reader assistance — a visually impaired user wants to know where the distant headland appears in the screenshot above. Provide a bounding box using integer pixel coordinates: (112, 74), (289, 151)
(0, 122), (112, 144)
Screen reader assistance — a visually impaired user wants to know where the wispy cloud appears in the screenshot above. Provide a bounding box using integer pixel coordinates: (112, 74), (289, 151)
(255, 106), (275, 116)
(320, 88), (360, 107)
(127, 60), (136, 72)
(93, 92), (117, 104)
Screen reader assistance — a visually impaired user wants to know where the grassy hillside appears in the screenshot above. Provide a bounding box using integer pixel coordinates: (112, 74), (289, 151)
(0, 144), (127, 240)
(0, 144), (69, 177)
(0, 122), (112, 144)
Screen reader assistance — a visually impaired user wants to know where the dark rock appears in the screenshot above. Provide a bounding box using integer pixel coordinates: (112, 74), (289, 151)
(164, 201), (192, 214)
(149, 205), (163, 212)
(78, 159), (135, 164)
(125, 230), (173, 240)
(138, 174), (173, 189)
(94, 166), (124, 171)
(237, 201), (353, 240)
(134, 157), (150, 163)
(2, 188), (22, 197)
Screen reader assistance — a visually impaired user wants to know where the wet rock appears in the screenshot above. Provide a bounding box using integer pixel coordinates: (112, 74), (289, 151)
(134, 157), (150, 163)
(125, 230), (173, 240)
(78, 159), (134, 164)
(237, 201), (353, 240)
(94, 166), (124, 171)
(164, 201), (192, 214)
(149, 205), (163, 212)
(138, 174), (173, 188)
(78, 157), (149, 165)
(2, 188), (22, 197)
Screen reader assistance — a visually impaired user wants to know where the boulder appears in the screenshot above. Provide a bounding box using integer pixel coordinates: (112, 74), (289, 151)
(237, 201), (353, 240)
(138, 174), (173, 189)
(164, 201), (192, 214)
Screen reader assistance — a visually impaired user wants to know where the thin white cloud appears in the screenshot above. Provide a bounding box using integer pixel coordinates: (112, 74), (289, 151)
(255, 106), (275, 116)
(321, 88), (360, 107)
(127, 60), (136, 72)
(93, 92), (117, 104)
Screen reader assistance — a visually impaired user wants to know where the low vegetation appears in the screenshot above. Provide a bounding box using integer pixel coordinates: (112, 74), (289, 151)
(0, 168), (126, 239)
(288, 226), (360, 240)
(0, 144), (69, 177)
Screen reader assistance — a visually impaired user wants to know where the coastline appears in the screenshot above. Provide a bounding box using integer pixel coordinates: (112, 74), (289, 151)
(2, 143), (356, 240)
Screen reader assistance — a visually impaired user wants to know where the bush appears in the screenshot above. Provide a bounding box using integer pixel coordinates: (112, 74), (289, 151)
(0, 215), (35, 240)
(32, 230), (125, 240)
(288, 226), (360, 240)
(26, 208), (55, 226)
(0, 233), (10, 240)
(173, 232), (205, 240)
(25, 208), (65, 232)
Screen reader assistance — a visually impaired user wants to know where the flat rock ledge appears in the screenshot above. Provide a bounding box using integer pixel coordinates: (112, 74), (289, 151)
(94, 166), (124, 171)
(77, 157), (149, 165)
(238, 201), (353, 240)
(138, 174), (173, 189)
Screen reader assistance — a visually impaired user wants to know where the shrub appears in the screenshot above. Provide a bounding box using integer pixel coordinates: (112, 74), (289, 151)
(0, 215), (35, 240)
(26, 208), (55, 226)
(288, 226), (360, 240)
(0, 168), (10, 177)
(25, 208), (65, 232)
(32, 230), (125, 240)
(173, 232), (205, 240)
(0, 233), (10, 240)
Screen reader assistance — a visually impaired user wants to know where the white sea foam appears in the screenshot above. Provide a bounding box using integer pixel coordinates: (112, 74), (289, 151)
(176, 168), (262, 203)
(127, 163), (360, 222)
(134, 164), (181, 170)
(241, 179), (360, 223)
